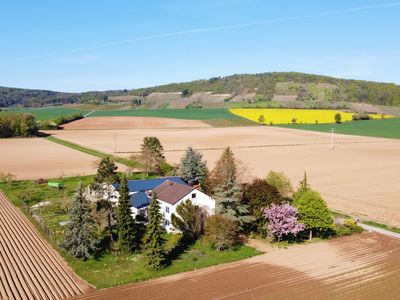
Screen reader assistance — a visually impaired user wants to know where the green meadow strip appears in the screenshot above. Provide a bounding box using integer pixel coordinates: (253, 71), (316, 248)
(46, 136), (137, 168)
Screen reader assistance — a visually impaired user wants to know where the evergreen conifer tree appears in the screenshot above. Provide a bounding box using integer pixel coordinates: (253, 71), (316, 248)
(143, 194), (166, 270)
(116, 174), (140, 253)
(178, 147), (207, 185)
(61, 183), (97, 260)
(214, 179), (253, 230)
(92, 157), (119, 236)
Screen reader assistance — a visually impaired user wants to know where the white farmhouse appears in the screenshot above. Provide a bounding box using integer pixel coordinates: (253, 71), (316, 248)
(105, 176), (215, 231)
(152, 180), (215, 232)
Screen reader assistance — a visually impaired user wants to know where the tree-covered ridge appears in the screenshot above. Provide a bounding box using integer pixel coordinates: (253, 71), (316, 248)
(0, 86), (129, 107)
(134, 72), (400, 106)
(1, 72), (400, 107)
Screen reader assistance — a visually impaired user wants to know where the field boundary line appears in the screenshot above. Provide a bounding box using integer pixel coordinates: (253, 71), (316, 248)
(45, 136), (137, 168)
(83, 110), (95, 117)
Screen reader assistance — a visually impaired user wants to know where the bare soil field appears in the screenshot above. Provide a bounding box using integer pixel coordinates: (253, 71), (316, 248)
(49, 126), (400, 227)
(75, 232), (400, 299)
(62, 116), (211, 130)
(0, 191), (92, 299)
(0, 138), (99, 179)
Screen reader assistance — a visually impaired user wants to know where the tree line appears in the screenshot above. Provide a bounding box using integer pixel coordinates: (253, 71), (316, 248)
(0, 113), (39, 137)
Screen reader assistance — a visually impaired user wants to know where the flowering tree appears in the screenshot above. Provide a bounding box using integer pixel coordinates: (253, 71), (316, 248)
(263, 204), (304, 241)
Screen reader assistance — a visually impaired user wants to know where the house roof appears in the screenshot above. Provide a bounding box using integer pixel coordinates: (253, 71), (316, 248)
(153, 180), (195, 205)
(114, 176), (186, 193)
(130, 192), (150, 209)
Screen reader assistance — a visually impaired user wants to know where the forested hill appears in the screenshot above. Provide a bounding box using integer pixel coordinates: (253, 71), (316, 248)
(0, 86), (129, 107)
(1, 72), (400, 107)
(134, 72), (400, 106)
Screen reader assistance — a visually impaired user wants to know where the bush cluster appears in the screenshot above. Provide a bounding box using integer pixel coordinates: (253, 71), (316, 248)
(0, 113), (38, 137)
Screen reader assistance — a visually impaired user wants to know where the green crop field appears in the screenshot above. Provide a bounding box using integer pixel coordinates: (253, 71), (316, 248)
(277, 118), (400, 139)
(89, 108), (240, 120)
(0, 107), (89, 120)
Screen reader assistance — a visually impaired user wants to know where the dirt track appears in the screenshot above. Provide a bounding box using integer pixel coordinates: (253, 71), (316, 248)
(75, 232), (400, 299)
(0, 191), (92, 299)
(62, 117), (211, 130)
(49, 126), (400, 227)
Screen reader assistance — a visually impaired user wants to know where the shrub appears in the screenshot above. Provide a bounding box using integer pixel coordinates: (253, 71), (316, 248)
(266, 171), (293, 199)
(352, 113), (370, 121)
(204, 215), (239, 250)
(242, 179), (284, 235)
(334, 113), (342, 123)
(293, 189), (334, 240)
(264, 204), (304, 242)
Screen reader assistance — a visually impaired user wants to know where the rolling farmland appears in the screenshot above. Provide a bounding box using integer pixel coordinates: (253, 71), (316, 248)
(0, 138), (99, 179)
(0, 191), (91, 299)
(0, 107), (88, 121)
(277, 117), (400, 139)
(76, 232), (400, 300)
(49, 125), (400, 227)
(88, 108), (241, 119)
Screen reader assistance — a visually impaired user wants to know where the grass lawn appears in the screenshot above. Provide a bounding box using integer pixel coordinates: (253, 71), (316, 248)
(65, 239), (259, 289)
(276, 118), (400, 139)
(89, 108), (241, 120)
(363, 221), (400, 234)
(1, 107), (89, 120)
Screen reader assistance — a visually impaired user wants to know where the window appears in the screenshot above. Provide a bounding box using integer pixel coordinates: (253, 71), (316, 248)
(191, 193), (196, 199)
(165, 206), (169, 213)
(165, 219), (170, 226)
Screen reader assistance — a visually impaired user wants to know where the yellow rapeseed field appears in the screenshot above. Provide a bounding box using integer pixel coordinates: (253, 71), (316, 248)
(229, 108), (389, 124)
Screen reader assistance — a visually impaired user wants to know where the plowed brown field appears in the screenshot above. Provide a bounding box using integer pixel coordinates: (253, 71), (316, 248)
(62, 117), (210, 130)
(0, 138), (98, 179)
(75, 232), (400, 300)
(49, 126), (400, 227)
(0, 191), (92, 300)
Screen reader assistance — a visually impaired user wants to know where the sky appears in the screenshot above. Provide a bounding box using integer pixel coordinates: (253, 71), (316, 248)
(1, 0), (400, 92)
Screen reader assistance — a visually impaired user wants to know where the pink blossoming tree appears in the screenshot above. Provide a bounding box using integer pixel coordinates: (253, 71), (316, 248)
(263, 204), (304, 241)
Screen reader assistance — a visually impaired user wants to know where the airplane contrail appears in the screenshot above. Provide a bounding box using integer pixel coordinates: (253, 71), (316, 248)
(23, 2), (400, 59)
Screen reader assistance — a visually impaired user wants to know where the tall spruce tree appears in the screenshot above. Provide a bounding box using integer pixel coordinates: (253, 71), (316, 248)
(61, 183), (97, 260)
(92, 157), (119, 236)
(214, 179), (253, 231)
(140, 137), (166, 175)
(92, 157), (119, 188)
(116, 174), (139, 253)
(178, 147), (208, 185)
(143, 194), (166, 270)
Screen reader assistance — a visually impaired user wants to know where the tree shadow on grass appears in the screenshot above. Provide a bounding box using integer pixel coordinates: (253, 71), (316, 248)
(165, 236), (196, 267)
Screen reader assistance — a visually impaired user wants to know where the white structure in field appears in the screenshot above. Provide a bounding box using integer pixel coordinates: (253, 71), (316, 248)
(105, 176), (215, 232)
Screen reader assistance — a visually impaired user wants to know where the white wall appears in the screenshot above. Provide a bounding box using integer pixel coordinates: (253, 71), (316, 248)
(159, 189), (215, 233)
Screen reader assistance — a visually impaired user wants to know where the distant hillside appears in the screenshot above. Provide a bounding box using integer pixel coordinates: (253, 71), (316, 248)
(1, 72), (400, 107)
(0, 86), (129, 107)
(134, 72), (400, 106)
